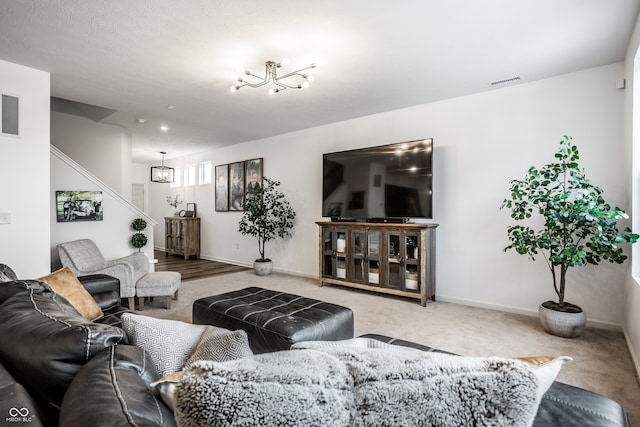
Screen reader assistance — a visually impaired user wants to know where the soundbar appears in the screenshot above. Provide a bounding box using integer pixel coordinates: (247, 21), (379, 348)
(330, 217), (368, 222)
(368, 217), (411, 224)
(330, 217), (414, 224)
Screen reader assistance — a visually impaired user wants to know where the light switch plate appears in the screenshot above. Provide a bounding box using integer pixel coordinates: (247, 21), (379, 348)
(0, 212), (11, 224)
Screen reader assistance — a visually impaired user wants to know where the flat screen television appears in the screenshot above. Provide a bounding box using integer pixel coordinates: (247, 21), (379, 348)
(322, 139), (433, 221)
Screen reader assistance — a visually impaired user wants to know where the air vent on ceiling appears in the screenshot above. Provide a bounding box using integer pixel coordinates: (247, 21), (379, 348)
(488, 76), (522, 87)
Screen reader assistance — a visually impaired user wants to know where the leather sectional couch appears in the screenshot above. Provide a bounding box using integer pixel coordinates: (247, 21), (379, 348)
(0, 264), (630, 427)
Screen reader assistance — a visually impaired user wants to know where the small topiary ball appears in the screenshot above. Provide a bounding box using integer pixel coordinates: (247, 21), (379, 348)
(132, 218), (147, 231)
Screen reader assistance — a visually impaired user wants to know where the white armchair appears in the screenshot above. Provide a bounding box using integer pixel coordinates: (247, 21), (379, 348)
(57, 239), (149, 309)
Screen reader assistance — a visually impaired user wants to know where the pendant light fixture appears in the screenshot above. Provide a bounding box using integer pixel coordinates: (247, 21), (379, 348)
(150, 151), (174, 183)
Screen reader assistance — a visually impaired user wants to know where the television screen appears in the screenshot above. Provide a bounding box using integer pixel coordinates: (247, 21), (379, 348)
(322, 139), (433, 220)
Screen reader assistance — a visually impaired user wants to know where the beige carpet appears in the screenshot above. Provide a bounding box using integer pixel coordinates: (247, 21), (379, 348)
(140, 271), (640, 425)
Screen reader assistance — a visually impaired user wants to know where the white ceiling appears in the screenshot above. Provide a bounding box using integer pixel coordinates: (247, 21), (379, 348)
(0, 0), (638, 163)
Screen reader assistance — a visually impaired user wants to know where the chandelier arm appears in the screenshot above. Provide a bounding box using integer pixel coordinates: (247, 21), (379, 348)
(237, 80), (270, 89)
(273, 79), (303, 89)
(272, 80), (290, 89)
(244, 69), (269, 80)
(276, 67), (313, 80)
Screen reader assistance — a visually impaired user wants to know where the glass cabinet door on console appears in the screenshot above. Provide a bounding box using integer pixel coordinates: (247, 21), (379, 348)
(386, 232), (402, 290)
(350, 230), (367, 284)
(385, 231), (422, 292)
(321, 227), (348, 279)
(404, 232), (421, 293)
(367, 231), (381, 286)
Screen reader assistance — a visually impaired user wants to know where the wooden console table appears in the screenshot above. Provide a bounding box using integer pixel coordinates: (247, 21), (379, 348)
(317, 221), (437, 306)
(165, 217), (200, 259)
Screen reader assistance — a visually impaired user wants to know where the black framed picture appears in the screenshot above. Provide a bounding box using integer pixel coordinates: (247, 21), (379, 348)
(215, 164), (229, 211)
(229, 161), (245, 211)
(245, 158), (263, 195)
(56, 190), (103, 222)
(185, 203), (197, 217)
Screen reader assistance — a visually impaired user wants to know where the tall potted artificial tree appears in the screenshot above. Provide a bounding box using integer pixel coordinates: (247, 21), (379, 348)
(500, 136), (637, 338)
(238, 177), (296, 275)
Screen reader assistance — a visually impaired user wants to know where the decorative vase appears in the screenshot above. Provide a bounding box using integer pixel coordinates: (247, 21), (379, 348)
(336, 260), (346, 279)
(368, 268), (379, 284)
(253, 259), (273, 276)
(538, 302), (586, 338)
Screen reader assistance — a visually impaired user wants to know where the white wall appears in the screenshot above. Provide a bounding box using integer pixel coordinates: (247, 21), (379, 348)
(0, 60), (50, 278)
(51, 111), (133, 199)
(150, 63), (629, 328)
(50, 148), (155, 267)
(624, 12), (640, 377)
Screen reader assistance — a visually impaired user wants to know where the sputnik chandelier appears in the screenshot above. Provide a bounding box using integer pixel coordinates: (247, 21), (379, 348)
(230, 58), (321, 94)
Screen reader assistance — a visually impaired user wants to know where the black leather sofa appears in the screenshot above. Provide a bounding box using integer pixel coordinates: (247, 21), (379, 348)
(0, 265), (174, 427)
(0, 263), (630, 427)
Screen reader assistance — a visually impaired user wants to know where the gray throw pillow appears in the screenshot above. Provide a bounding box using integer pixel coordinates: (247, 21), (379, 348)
(121, 313), (252, 377)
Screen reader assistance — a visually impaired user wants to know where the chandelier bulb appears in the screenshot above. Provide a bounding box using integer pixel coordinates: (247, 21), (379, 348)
(230, 86), (239, 92)
(307, 75), (315, 82)
(280, 58), (290, 67)
(301, 81), (310, 89)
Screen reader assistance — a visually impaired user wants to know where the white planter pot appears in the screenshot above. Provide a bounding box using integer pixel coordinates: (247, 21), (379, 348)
(253, 260), (273, 276)
(538, 303), (586, 338)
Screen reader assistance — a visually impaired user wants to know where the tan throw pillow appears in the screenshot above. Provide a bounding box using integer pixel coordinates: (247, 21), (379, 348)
(150, 371), (182, 411)
(515, 355), (572, 406)
(38, 266), (104, 321)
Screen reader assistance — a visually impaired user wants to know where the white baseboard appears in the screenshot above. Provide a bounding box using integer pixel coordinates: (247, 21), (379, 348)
(436, 295), (623, 332)
(196, 254), (317, 279)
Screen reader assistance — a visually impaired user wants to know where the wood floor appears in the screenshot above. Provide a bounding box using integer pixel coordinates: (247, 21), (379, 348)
(154, 250), (249, 281)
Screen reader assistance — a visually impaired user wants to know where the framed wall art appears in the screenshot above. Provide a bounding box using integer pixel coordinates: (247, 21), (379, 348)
(215, 164), (229, 211)
(245, 158), (263, 195)
(56, 190), (103, 222)
(229, 161), (245, 211)
(185, 203), (197, 217)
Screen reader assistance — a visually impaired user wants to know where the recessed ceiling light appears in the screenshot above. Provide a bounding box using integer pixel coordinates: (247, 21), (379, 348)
(160, 125), (169, 132)
(167, 105), (176, 110)
(136, 118), (146, 123)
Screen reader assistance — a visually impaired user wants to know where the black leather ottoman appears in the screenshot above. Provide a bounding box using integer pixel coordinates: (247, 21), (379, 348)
(193, 287), (354, 353)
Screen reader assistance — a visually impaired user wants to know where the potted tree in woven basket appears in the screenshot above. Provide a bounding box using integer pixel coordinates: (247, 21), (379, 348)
(500, 136), (637, 338)
(239, 177), (296, 276)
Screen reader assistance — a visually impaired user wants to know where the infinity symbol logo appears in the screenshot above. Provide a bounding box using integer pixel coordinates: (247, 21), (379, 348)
(9, 407), (29, 417)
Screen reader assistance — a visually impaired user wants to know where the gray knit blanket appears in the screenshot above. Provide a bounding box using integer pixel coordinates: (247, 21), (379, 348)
(174, 346), (538, 427)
